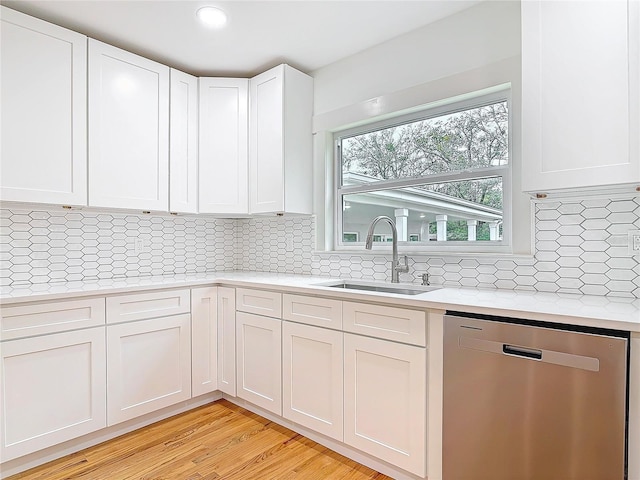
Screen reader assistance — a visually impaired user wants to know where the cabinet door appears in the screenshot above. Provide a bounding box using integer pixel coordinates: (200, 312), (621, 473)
(199, 78), (249, 214)
(217, 286), (236, 396)
(169, 69), (198, 214)
(249, 66), (284, 213)
(0, 6), (87, 206)
(630, 332), (640, 480)
(236, 312), (282, 415)
(0, 327), (106, 461)
(191, 287), (217, 397)
(282, 321), (343, 441)
(249, 64), (313, 215)
(344, 333), (426, 477)
(522, 0), (640, 192)
(88, 39), (169, 211)
(107, 314), (191, 425)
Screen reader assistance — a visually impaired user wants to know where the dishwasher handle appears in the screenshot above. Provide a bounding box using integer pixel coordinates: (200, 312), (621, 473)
(503, 344), (542, 360)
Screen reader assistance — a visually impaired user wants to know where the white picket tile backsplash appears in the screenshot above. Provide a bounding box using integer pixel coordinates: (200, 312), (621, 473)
(310, 195), (640, 298)
(0, 208), (236, 286)
(1, 193), (639, 297)
(236, 217), (315, 275)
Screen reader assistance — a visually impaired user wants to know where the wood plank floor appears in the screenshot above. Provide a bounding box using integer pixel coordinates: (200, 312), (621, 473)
(8, 400), (392, 480)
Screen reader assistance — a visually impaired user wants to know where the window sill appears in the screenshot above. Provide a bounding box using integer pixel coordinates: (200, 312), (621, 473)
(313, 249), (535, 263)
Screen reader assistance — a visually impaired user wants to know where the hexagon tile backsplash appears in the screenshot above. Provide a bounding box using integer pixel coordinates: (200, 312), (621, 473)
(1, 194), (639, 298)
(310, 195), (640, 298)
(0, 208), (237, 286)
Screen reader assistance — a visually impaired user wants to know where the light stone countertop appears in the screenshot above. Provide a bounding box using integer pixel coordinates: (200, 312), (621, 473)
(1, 271), (639, 332)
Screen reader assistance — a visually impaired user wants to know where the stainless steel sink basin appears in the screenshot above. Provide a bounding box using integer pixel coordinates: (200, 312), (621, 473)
(320, 280), (441, 296)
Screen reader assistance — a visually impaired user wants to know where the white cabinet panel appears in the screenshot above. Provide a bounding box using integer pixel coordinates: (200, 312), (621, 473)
(522, 0), (640, 192)
(0, 6), (87, 206)
(169, 69), (198, 214)
(235, 288), (282, 318)
(282, 321), (343, 441)
(283, 294), (343, 330)
(0, 297), (105, 341)
(191, 287), (217, 397)
(88, 39), (169, 211)
(629, 332), (640, 480)
(106, 289), (190, 324)
(107, 314), (191, 425)
(217, 287), (237, 396)
(249, 67), (283, 213)
(236, 312), (282, 415)
(343, 302), (426, 346)
(199, 78), (249, 214)
(0, 327), (106, 461)
(249, 64), (313, 214)
(344, 333), (426, 477)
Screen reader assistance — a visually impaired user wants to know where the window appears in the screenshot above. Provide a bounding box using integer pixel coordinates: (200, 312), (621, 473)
(335, 91), (510, 251)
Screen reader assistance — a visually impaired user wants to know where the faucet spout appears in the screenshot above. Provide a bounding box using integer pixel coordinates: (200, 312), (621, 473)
(364, 215), (409, 283)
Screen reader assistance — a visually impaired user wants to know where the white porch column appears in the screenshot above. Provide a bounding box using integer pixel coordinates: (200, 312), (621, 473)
(489, 221), (501, 241)
(436, 214), (447, 241)
(394, 208), (408, 242)
(466, 220), (477, 242)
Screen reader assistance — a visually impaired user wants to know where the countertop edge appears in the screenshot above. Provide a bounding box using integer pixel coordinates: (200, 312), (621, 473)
(1, 272), (639, 333)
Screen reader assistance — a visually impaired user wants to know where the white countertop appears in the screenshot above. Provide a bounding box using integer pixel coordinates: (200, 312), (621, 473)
(1, 271), (639, 332)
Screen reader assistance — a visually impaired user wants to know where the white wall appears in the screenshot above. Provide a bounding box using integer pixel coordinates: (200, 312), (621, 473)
(312, 1), (521, 116)
(310, 0), (528, 253)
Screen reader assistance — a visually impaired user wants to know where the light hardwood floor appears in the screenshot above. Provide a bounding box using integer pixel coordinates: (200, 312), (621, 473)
(8, 400), (392, 480)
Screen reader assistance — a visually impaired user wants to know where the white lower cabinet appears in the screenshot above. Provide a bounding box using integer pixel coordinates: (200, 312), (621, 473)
(282, 321), (343, 441)
(0, 327), (106, 461)
(191, 287), (218, 397)
(344, 333), (427, 477)
(106, 314), (191, 425)
(236, 312), (282, 415)
(217, 287), (237, 396)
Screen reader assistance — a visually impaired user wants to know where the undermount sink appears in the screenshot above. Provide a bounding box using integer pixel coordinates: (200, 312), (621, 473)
(320, 280), (441, 296)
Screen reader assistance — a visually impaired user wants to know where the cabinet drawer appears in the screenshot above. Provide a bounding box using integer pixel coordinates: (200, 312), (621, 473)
(106, 289), (190, 324)
(283, 294), (342, 329)
(343, 302), (426, 346)
(236, 288), (282, 318)
(1, 298), (105, 341)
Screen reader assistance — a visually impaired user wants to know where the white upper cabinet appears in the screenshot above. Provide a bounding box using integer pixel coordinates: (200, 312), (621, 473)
(0, 7), (87, 206)
(199, 78), (249, 214)
(522, 0), (640, 193)
(169, 69), (199, 214)
(249, 64), (313, 214)
(88, 39), (170, 211)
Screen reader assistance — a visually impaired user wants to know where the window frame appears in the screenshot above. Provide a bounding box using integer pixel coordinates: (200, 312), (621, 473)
(334, 88), (513, 253)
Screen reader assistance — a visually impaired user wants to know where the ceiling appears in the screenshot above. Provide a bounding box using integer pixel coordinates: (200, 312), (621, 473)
(1, 0), (483, 77)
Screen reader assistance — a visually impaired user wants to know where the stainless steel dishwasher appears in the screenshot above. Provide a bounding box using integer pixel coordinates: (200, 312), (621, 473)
(443, 311), (629, 480)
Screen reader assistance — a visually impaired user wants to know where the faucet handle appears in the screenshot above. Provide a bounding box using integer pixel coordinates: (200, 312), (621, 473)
(395, 255), (409, 273)
(421, 273), (430, 286)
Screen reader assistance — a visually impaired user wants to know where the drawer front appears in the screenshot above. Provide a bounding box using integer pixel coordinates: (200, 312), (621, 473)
(343, 302), (426, 346)
(236, 288), (282, 318)
(1, 298), (105, 341)
(283, 294), (342, 330)
(106, 289), (190, 324)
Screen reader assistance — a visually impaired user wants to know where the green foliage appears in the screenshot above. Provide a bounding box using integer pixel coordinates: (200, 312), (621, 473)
(342, 102), (508, 209)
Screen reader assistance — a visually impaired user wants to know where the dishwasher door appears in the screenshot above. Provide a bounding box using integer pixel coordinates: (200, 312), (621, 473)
(443, 313), (628, 480)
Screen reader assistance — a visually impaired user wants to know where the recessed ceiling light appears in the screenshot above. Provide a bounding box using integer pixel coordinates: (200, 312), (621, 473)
(196, 6), (228, 28)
